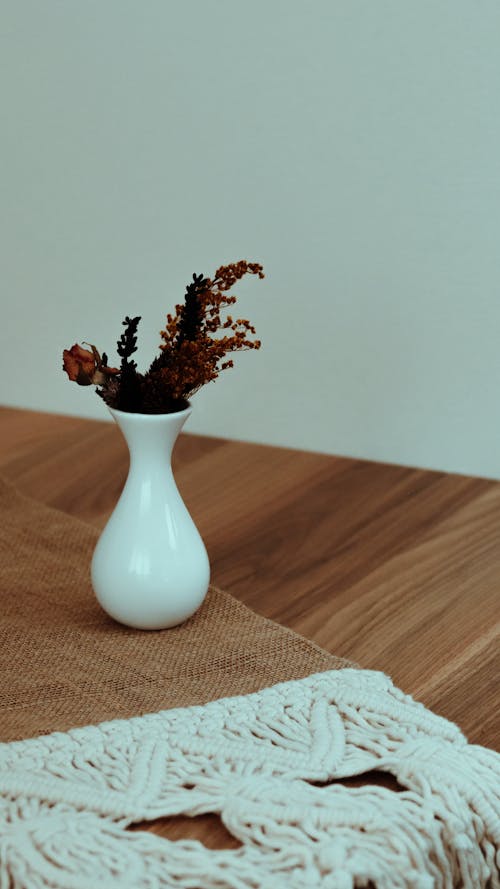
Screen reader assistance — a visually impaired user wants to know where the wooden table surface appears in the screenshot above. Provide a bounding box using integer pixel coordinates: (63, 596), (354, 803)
(1, 405), (499, 848)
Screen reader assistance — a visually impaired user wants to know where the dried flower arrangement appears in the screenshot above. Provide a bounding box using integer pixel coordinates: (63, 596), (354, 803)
(63, 261), (264, 414)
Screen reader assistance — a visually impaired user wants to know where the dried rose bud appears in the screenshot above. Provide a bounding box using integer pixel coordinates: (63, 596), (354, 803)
(63, 343), (119, 386)
(62, 344), (97, 386)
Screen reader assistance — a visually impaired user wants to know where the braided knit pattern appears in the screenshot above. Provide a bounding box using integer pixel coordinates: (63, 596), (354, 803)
(0, 668), (499, 888)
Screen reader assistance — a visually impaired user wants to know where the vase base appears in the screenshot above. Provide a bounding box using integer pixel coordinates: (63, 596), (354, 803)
(95, 589), (209, 631)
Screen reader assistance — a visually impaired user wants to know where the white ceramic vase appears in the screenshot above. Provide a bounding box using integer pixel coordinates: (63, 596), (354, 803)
(91, 404), (210, 630)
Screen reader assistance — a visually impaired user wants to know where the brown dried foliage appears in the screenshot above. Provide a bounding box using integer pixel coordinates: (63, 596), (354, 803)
(63, 260), (264, 414)
(142, 261), (264, 410)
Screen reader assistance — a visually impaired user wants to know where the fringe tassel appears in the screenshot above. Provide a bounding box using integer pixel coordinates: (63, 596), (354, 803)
(0, 669), (498, 888)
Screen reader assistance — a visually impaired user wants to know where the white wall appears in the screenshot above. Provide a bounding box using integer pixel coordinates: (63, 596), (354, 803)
(2, 1), (500, 478)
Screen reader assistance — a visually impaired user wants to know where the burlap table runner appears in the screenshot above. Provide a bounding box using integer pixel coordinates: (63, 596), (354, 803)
(1, 477), (500, 887)
(0, 477), (349, 743)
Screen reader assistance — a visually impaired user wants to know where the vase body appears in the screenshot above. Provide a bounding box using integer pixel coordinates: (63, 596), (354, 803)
(91, 405), (210, 630)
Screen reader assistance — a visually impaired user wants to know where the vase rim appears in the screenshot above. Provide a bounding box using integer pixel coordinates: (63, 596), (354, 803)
(108, 402), (192, 421)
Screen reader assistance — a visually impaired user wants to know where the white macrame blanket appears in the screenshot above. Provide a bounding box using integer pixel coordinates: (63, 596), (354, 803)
(0, 668), (499, 888)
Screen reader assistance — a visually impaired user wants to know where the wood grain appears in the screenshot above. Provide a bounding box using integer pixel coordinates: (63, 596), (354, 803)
(1, 405), (498, 847)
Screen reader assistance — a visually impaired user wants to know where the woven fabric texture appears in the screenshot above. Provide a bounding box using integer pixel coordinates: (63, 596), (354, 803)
(1, 480), (500, 887)
(1, 668), (499, 888)
(0, 478), (349, 742)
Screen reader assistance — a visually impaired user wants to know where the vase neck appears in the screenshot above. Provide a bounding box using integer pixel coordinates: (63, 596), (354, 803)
(109, 407), (191, 467)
